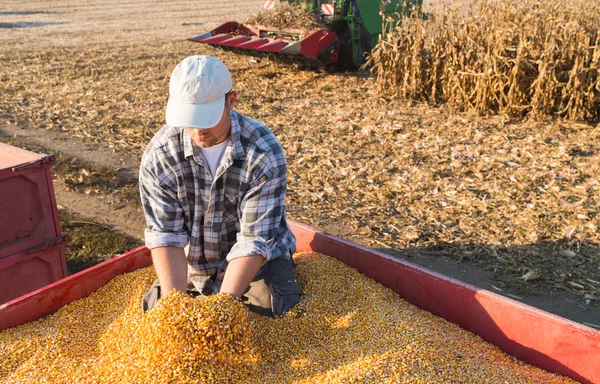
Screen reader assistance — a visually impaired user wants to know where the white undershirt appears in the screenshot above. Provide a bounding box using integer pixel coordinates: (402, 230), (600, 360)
(200, 138), (229, 178)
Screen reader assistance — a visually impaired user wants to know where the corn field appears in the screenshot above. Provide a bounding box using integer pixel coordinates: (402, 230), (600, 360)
(369, 0), (600, 121)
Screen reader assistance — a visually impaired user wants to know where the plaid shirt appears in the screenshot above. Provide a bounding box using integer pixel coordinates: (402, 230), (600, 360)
(139, 110), (296, 293)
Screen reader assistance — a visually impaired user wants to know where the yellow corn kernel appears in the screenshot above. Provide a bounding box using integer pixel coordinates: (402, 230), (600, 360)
(0, 253), (576, 383)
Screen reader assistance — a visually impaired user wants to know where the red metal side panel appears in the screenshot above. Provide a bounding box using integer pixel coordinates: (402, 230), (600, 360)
(0, 143), (62, 263)
(289, 220), (600, 384)
(0, 246), (151, 331)
(298, 29), (339, 62)
(0, 168), (59, 259)
(0, 244), (66, 304)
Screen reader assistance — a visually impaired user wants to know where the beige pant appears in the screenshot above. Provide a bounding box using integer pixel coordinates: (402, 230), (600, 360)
(141, 258), (301, 317)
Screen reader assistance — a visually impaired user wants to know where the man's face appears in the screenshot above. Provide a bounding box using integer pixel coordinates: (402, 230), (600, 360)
(185, 91), (237, 148)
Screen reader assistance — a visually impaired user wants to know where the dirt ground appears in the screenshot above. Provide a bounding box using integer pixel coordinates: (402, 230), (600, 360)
(1, 0), (599, 328)
(0, 0), (264, 47)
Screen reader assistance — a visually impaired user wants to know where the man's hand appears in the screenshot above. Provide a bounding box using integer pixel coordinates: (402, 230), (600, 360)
(151, 246), (188, 294)
(221, 254), (264, 298)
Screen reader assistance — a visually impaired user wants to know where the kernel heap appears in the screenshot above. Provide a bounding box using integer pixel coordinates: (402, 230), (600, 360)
(0, 253), (576, 383)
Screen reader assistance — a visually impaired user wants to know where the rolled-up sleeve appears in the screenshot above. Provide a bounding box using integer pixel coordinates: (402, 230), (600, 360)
(139, 162), (189, 249)
(226, 161), (287, 263)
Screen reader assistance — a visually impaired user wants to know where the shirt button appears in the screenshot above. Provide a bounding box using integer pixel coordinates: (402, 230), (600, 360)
(207, 220), (212, 225)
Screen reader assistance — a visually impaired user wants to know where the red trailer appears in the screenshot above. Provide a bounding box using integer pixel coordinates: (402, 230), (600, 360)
(0, 143), (67, 305)
(0, 220), (598, 383)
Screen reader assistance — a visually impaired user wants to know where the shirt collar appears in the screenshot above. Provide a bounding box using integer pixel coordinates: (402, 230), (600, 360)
(229, 110), (246, 161)
(182, 110), (246, 162)
(183, 128), (195, 159)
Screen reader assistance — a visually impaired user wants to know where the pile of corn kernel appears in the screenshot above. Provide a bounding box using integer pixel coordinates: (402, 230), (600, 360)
(0, 252), (576, 383)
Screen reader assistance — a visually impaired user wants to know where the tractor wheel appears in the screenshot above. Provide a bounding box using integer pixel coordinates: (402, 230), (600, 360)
(337, 25), (371, 71)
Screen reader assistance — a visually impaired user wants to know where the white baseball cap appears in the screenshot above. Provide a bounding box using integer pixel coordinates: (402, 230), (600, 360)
(165, 55), (233, 129)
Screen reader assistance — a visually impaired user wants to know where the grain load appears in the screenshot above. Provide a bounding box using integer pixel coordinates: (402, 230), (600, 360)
(0, 253), (576, 383)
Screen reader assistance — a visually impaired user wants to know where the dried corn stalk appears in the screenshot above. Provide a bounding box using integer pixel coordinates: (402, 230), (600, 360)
(369, 0), (600, 121)
(244, 5), (325, 30)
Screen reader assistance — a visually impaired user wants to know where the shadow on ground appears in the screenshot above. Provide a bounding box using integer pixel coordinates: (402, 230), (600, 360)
(0, 22), (67, 29)
(0, 11), (60, 16)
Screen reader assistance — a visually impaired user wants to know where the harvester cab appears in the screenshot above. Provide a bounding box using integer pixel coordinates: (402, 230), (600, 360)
(189, 0), (421, 69)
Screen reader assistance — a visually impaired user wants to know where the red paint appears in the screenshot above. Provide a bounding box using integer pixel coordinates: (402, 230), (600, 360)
(0, 245), (66, 304)
(189, 22), (340, 64)
(236, 38), (270, 50)
(199, 33), (236, 45)
(0, 223), (598, 383)
(216, 36), (253, 47)
(322, 3), (334, 15)
(299, 29), (339, 62)
(0, 143), (67, 304)
(263, 0), (275, 10)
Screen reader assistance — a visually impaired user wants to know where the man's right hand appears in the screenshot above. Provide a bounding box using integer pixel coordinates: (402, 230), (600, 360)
(151, 246), (188, 294)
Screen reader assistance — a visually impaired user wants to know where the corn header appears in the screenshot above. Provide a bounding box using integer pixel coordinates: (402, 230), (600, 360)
(189, 0), (421, 69)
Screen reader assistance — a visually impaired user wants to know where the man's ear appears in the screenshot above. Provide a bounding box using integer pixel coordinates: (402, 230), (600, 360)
(228, 91), (237, 110)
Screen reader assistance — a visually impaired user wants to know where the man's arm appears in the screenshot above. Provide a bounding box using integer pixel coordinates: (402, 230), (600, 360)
(140, 158), (190, 297)
(223, 149), (290, 296)
(151, 246), (188, 294)
(220, 254), (264, 298)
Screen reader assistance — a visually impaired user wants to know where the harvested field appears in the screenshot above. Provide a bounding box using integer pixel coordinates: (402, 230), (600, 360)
(0, 0), (599, 325)
(2, 41), (599, 304)
(370, 0), (600, 121)
(0, 253), (576, 383)
(0, 0), (263, 48)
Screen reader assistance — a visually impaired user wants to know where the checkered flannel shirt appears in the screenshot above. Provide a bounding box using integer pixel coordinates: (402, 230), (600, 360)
(139, 110), (296, 293)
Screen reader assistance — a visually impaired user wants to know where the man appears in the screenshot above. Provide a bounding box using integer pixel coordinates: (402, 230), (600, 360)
(139, 55), (301, 317)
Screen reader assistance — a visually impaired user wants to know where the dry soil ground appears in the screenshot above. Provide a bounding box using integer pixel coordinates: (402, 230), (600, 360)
(1, 0), (599, 328)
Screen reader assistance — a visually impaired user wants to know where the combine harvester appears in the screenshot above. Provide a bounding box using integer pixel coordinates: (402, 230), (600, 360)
(189, 0), (419, 69)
